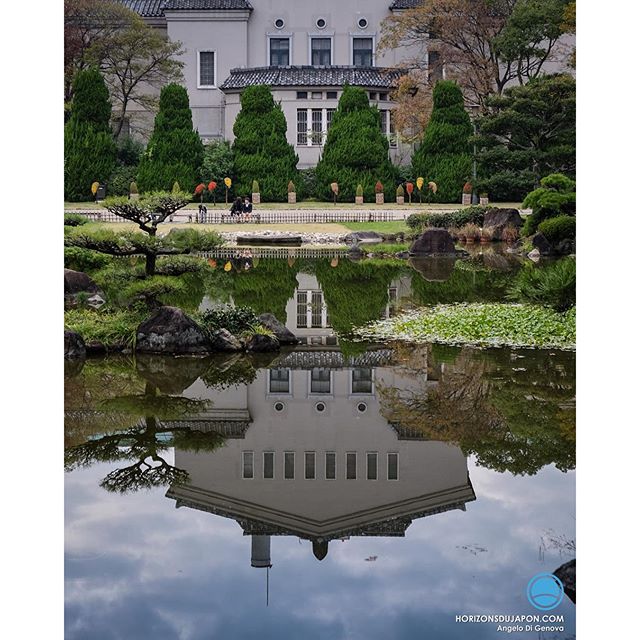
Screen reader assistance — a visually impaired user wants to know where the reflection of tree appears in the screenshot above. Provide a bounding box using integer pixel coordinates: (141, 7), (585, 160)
(379, 346), (575, 475)
(65, 374), (225, 493)
(200, 353), (257, 390)
(314, 259), (403, 335)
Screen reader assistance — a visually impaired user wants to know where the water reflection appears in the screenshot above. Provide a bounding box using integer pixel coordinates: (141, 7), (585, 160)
(65, 346), (575, 638)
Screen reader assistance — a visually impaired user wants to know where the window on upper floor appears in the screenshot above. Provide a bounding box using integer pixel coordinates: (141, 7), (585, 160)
(352, 368), (373, 394)
(353, 37), (373, 67)
(269, 368), (290, 394)
(327, 91), (338, 100)
(198, 51), (216, 88)
(346, 452), (357, 480)
(367, 452), (378, 480)
(387, 453), (399, 480)
(311, 38), (332, 66)
(242, 451), (254, 479)
(305, 452), (316, 479)
(263, 452), (275, 479)
(325, 452), (336, 480)
(311, 368), (331, 394)
(270, 38), (290, 67)
(284, 451), (295, 479)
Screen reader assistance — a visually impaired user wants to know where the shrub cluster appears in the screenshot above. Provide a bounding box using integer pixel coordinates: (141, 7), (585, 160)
(522, 173), (576, 236)
(406, 206), (489, 231)
(197, 305), (258, 337)
(507, 257), (576, 312)
(537, 215), (576, 244)
(64, 214), (89, 227)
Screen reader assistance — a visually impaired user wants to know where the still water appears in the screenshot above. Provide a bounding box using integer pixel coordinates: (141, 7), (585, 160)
(65, 342), (575, 639)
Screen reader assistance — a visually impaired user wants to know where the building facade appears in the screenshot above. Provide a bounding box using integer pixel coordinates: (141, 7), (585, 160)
(122, 0), (428, 166)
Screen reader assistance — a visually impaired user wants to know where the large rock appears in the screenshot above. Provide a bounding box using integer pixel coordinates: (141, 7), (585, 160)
(258, 313), (298, 345)
(482, 208), (523, 241)
(532, 232), (553, 256)
(64, 330), (86, 360)
(64, 269), (99, 295)
(245, 334), (280, 353)
(554, 559), (576, 604)
(409, 229), (456, 256)
(136, 306), (211, 354)
(209, 328), (243, 352)
(409, 256), (457, 282)
(345, 231), (384, 245)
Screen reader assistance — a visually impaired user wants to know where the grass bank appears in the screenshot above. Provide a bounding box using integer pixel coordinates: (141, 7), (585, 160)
(354, 303), (575, 350)
(65, 309), (145, 348)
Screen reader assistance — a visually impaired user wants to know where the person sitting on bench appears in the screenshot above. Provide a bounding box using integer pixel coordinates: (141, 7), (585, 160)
(243, 196), (253, 222)
(230, 197), (243, 219)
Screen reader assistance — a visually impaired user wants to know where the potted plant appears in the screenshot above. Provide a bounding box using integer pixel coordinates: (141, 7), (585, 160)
(462, 181), (473, 206)
(331, 182), (339, 206)
(375, 180), (384, 205)
(224, 177), (232, 204)
(208, 180), (217, 206)
(252, 180), (261, 205)
(406, 182), (414, 205)
(129, 181), (139, 201)
(355, 184), (364, 205)
(479, 192), (489, 206)
(396, 184), (405, 205)
(288, 180), (297, 204)
(416, 177), (424, 203)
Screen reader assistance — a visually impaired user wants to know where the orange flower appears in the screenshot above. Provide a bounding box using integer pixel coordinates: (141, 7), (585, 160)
(208, 181), (217, 191)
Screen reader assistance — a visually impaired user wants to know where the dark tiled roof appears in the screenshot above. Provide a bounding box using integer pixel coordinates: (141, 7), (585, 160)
(120, 0), (253, 17)
(163, 0), (253, 9)
(220, 66), (404, 91)
(390, 0), (423, 9)
(120, 0), (166, 17)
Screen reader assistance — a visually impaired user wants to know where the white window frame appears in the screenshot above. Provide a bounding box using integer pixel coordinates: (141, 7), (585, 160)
(308, 367), (333, 396)
(263, 451), (275, 479)
(366, 452), (378, 480)
(242, 451), (254, 479)
(309, 34), (334, 66)
(304, 451), (316, 480)
(267, 368), (292, 396)
(345, 452), (358, 480)
(380, 109), (398, 148)
(349, 367), (375, 396)
(350, 34), (376, 67)
(295, 111), (335, 148)
(387, 452), (400, 481)
(267, 34), (292, 67)
(197, 50), (217, 89)
(324, 451), (337, 480)
(284, 451), (295, 480)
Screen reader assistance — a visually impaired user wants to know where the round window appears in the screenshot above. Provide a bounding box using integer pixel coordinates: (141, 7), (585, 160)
(315, 402), (326, 413)
(358, 17), (368, 29)
(316, 17), (327, 30)
(274, 401), (285, 412)
(274, 18), (285, 29)
(357, 402), (367, 413)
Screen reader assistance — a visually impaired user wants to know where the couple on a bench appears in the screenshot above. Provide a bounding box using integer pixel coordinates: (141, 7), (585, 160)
(230, 196), (253, 221)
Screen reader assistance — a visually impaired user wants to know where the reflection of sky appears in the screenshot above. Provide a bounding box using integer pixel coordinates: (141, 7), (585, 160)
(65, 458), (575, 640)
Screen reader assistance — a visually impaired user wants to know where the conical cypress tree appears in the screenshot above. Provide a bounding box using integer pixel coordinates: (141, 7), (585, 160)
(137, 84), (204, 193)
(315, 85), (397, 202)
(412, 80), (473, 203)
(232, 85), (300, 201)
(64, 68), (117, 201)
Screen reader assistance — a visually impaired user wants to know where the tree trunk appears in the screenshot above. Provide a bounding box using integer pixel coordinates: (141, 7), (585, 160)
(145, 252), (157, 277)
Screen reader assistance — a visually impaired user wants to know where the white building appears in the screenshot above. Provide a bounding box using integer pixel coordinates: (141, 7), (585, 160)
(121, 0), (431, 166)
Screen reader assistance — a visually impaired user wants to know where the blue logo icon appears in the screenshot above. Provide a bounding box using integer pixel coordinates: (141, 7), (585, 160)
(527, 573), (564, 611)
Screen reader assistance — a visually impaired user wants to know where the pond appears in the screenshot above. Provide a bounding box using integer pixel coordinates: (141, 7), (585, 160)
(65, 248), (575, 638)
(65, 341), (575, 639)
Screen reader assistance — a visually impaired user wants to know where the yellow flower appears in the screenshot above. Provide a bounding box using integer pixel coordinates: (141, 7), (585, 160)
(224, 177), (232, 188)
(416, 177), (424, 190)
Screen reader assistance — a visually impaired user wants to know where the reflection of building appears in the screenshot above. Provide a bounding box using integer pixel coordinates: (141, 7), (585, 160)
(167, 360), (476, 564)
(285, 272), (413, 346)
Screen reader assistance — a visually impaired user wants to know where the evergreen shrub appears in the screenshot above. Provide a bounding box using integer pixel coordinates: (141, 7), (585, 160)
(315, 86), (397, 202)
(411, 81), (473, 203)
